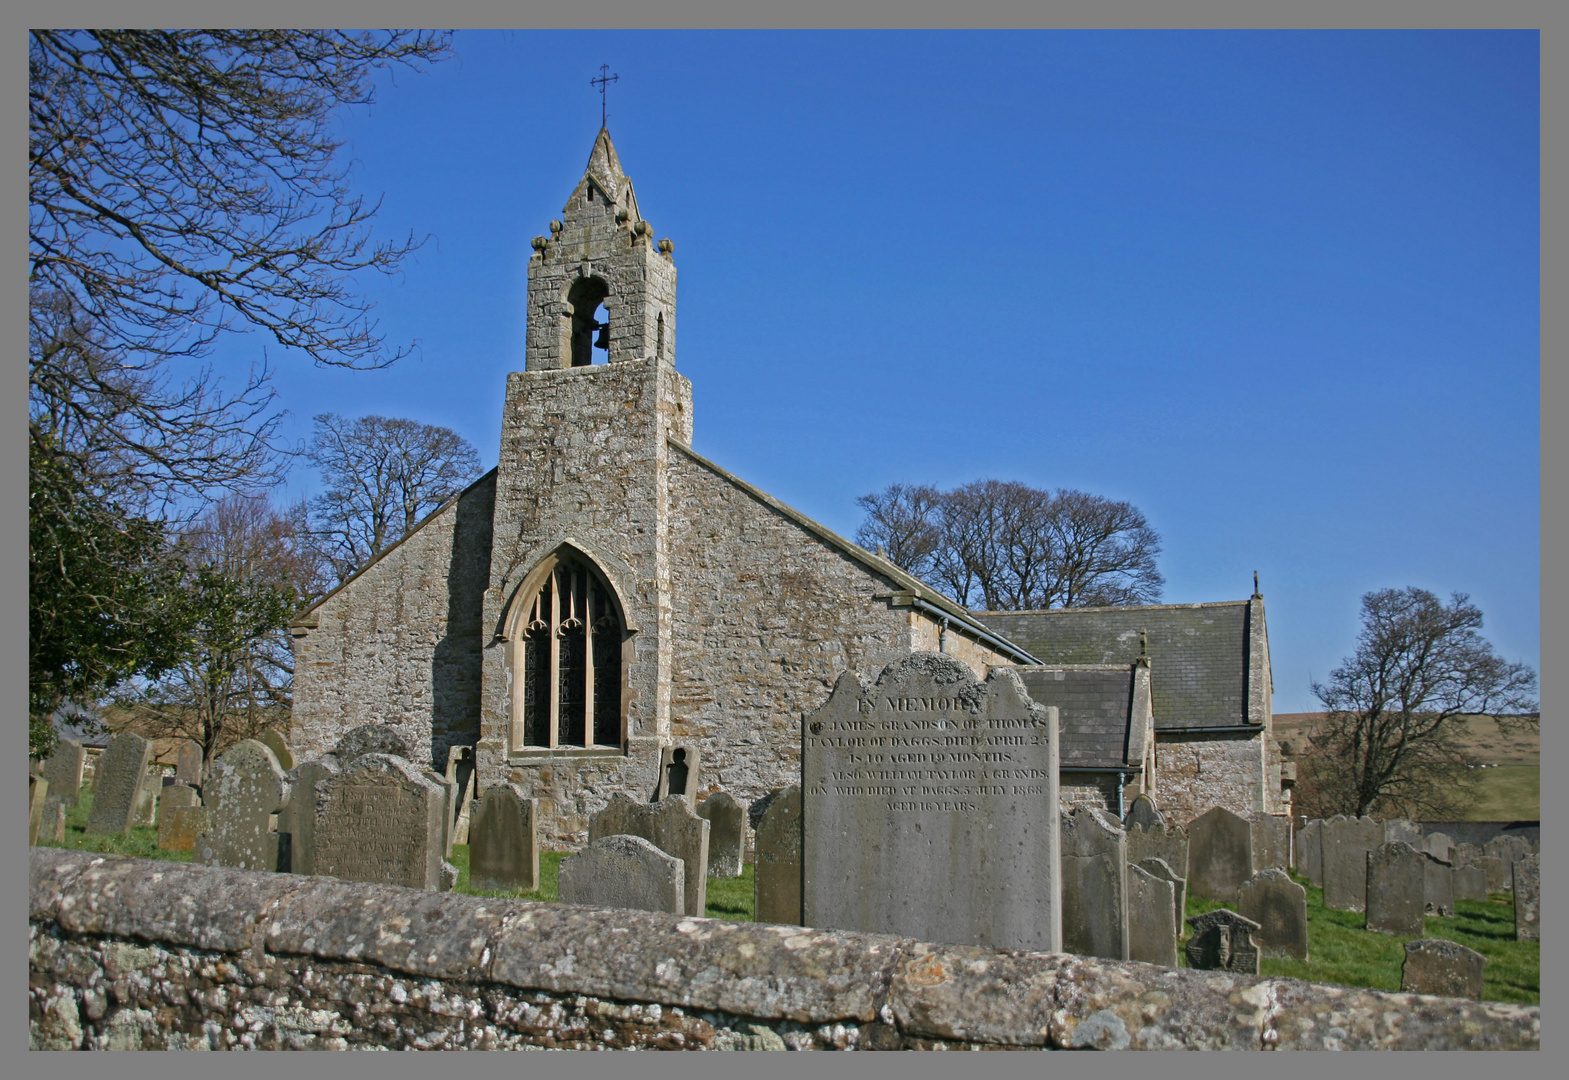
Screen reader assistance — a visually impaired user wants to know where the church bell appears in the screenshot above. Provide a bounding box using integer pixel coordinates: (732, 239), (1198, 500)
(593, 321), (610, 351)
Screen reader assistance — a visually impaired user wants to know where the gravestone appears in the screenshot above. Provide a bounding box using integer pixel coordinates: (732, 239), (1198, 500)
(1422, 831), (1453, 863)
(1485, 834), (1529, 873)
(469, 784), (539, 893)
(1061, 806), (1128, 961)
(1450, 841), (1482, 869)
(195, 740), (287, 872)
(1512, 855), (1538, 942)
(698, 791), (747, 878)
(278, 757), (339, 876)
(257, 729), (294, 771)
(754, 786), (802, 926)
(1474, 855), (1508, 894)
(131, 763), (163, 827)
(174, 740), (204, 787)
(801, 656), (1062, 953)
(46, 802), (67, 844)
(748, 788), (781, 834)
(86, 732), (153, 836)
(1136, 857), (1186, 940)
(444, 746), (477, 844)
(1122, 793), (1165, 831)
(421, 768), (455, 858)
(1187, 806), (1252, 901)
(1365, 841), (1426, 936)
(156, 783), (200, 823)
(1126, 863), (1177, 967)
(29, 775), (49, 845)
(1402, 939), (1484, 999)
(1383, 818), (1421, 847)
(1298, 819), (1324, 888)
(653, 745), (700, 808)
(1321, 815), (1382, 912)
(1237, 868), (1309, 960)
(558, 834), (685, 915)
(1424, 854), (1455, 917)
(315, 754), (447, 890)
(1452, 863), (1487, 902)
(590, 793), (709, 917)
(334, 724), (412, 764)
(1127, 823), (1188, 882)
(1251, 815), (1290, 873)
(1184, 909), (1261, 974)
(40, 739), (85, 812)
(158, 806), (207, 853)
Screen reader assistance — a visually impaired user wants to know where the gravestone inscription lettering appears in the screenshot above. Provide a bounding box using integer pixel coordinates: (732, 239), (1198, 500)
(315, 754), (446, 890)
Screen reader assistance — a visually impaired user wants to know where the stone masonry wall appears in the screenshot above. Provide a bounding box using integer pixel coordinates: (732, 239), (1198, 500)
(290, 472), (496, 772)
(30, 850), (1537, 1051)
(1153, 730), (1266, 827)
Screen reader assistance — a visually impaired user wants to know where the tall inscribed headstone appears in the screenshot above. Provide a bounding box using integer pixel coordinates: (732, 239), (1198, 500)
(86, 732), (153, 836)
(802, 654), (1061, 953)
(315, 754), (447, 891)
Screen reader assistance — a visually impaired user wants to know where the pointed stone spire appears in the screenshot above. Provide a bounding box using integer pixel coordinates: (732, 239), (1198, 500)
(579, 127), (626, 202)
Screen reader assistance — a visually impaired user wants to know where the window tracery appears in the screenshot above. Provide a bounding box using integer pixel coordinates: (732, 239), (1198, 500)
(513, 554), (624, 750)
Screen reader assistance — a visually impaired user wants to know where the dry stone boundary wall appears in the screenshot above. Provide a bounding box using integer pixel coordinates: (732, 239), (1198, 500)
(30, 849), (1536, 1051)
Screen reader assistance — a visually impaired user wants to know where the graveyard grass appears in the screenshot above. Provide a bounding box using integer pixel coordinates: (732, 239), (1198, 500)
(1183, 875), (1538, 1005)
(37, 783), (194, 862)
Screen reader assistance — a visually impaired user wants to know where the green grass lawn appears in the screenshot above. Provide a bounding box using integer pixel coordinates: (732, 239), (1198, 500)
(35, 784), (194, 862)
(1465, 764), (1539, 821)
(1183, 874), (1537, 1004)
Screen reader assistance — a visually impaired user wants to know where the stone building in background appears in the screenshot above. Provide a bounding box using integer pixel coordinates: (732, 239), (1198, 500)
(289, 129), (1279, 843)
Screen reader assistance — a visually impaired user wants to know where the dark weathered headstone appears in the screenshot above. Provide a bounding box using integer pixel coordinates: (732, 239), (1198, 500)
(698, 791), (747, 878)
(1298, 819), (1324, 888)
(256, 729), (294, 772)
(174, 740), (204, 787)
(40, 739), (85, 812)
(1250, 815), (1290, 873)
(1321, 815), (1382, 912)
(1452, 863), (1487, 902)
(86, 732), (153, 836)
(1122, 793), (1165, 831)
(801, 656), (1062, 953)
(1126, 863), (1177, 967)
(1424, 854), (1455, 917)
(653, 745), (700, 808)
(156, 782), (200, 824)
(315, 754), (446, 890)
(1184, 909), (1261, 973)
(1062, 806), (1128, 961)
(1402, 939), (1484, 1000)
(1474, 855), (1508, 894)
(1136, 857), (1186, 940)
(1384, 818), (1421, 847)
(333, 724), (412, 764)
(1512, 854), (1538, 942)
(29, 775), (49, 845)
(1485, 834), (1529, 876)
(1187, 806), (1252, 901)
(1127, 823), (1188, 882)
(278, 757), (339, 876)
(1366, 841), (1426, 936)
(558, 834), (685, 915)
(1422, 831), (1453, 863)
(754, 786), (802, 926)
(158, 806), (207, 853)
(469, 784), (539, 893)
(195, 740), (287, 872)
(131, 763), (164, 827)
(1237, 868), (1308, 960)
(1450, 841), (1483, 869)
(590, 793), (709, 917)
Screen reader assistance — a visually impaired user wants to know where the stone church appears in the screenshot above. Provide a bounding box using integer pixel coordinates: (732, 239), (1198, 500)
(290, 129), (1287, 845)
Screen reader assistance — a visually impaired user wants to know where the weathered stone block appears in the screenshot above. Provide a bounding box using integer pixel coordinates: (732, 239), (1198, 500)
(277, 757), (339, 876)
(1062, 806), (1127, 961)
(158, 806), (207, 854)
(558, 834), (685, 915)
(173, 740), (204, 787)
(1298, 818), (1323, 887)
(29, 775), (49, 845)
(1250, 814), (1289, 873)
(1452, 863), (1487, 902)
(1402, 938), (1484, 999)
(589, 792), (709, 917)
(1321, 815), (1382, 913)
(40, 739), (85, 812)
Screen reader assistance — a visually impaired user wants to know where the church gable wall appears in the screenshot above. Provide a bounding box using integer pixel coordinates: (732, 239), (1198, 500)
(290, 472), (495, 772)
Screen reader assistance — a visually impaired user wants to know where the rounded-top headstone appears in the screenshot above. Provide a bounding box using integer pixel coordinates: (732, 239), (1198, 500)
(1236, 867), (1308, 960)
(558, 834), (685, 915)
(195, 739), (288, 872)
(334, 724), (412, 764)
(1187, 806), (1253, 901)
(256, 729), (294, 771)
(697, 790), (747, 878)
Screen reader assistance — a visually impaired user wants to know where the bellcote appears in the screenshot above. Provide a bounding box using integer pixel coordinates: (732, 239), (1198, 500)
(525, 128), (676, 371)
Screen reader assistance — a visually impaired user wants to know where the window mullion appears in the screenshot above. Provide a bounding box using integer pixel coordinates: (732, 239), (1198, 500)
(584, 575), (597, 747)
(548, 567), (560, 748)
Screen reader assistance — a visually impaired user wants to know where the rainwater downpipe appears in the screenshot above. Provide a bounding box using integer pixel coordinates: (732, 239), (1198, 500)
(1116, 773), (1125, 819)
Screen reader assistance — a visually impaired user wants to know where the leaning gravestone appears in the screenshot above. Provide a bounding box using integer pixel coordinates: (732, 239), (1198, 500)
(315, 754), (447, 890)
(1122, 793), (1165, 831)
(1298, 819), (1324, 888)
(334, 724), (412, 764)
(174, 740), (204, 787)
(1126, 863), (1177, 967)
(1321, 815), (1383, 912)
(1127, 823), (1188, 882)
(40, 739), (85, 813)
(1512, 855), (1539, 942)
(195, 740), (288, 872)
(1187, 806), (1252, 901)
(444, 746), (477, 845)
(590, 793), (709, 917)
(1137, 857), (1186, 940)
(1251, 815), (1290, 873)
(1237, 868), (1309, 960)
(469, 784), (539, 893)
(698, 791), (747, 878)
(1423, 831), (1453, 863)
(46, 802), (67, 844)
(1453, 863), (1487, 902)
(802, 655), (1061, 953)
(1366, 841), (1427, 936)
(277, 756), (339, 876)
(1424, 854), (1455, 917)
(256, 729), (294, 772)
(1061, 806), (1128, 961)
(86, 732), (153, 836)
(29, 776), (49, 845)
(754, 786), (802, 926)
(1402, 939), (1484, 999)
(558, 835), (685, 915)
(131, 763), (163, 827)
(1185, 909), (1261, 974)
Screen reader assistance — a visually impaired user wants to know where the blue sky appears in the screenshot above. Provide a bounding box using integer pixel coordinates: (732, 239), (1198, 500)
(238, 30), (1538, 714)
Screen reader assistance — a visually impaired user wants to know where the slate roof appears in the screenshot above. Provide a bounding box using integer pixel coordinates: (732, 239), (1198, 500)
(978, 601), (1259, 729)
(1014, 666), (1135, 769)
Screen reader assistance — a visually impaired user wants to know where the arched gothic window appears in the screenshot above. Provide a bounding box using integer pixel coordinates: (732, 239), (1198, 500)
(512, 554), (625, 750)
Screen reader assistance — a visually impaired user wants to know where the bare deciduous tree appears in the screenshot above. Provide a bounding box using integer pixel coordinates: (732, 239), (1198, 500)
(1303, 587), (1538, 819)
(307, 413), (483, 582)
(856, 479), (1164, 610)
